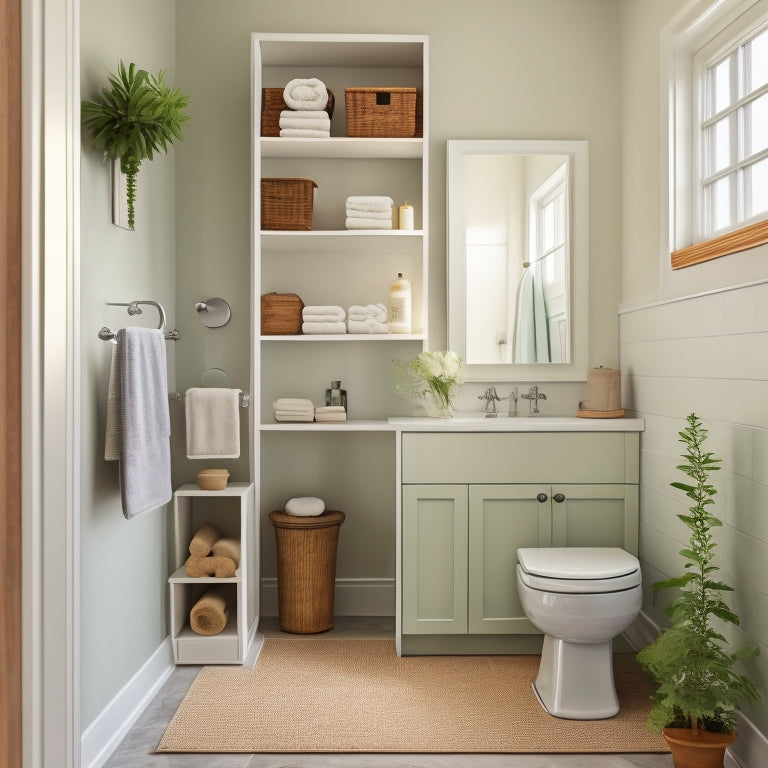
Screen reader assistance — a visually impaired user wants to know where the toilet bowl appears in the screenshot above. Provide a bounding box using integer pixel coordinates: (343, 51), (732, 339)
(516, 546), (642, 720)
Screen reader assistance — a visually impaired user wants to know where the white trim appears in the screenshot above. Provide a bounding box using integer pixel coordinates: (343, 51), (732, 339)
(80, 639), (174, 768)
(260, 577), (396, 618)
(727, 711), (768, 767)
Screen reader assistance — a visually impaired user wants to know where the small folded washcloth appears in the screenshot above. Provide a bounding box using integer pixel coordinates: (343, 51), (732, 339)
(346, 217), (392, 230)
(274, 410), (315, 422)
(185, 388), (241, 460)
(348, 319), (389, 334)
(346, 195), (394, 212)
(279, 109), (329, 121)
(345, 208), (393, 220)
(302, 321), (347, 334)
(272, 398), (314, 413)
(279, 114), (331, 131)
(279, 127), (331, 138)
(302, 306), (346, 322)
(283, 78), (328, 111)
(348, 303), (388, 323)
(314, 406), (347, 423)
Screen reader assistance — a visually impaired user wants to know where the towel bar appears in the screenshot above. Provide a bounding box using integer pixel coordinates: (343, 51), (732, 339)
(98, 300), (181, 341)
(170, 391), (250, 408)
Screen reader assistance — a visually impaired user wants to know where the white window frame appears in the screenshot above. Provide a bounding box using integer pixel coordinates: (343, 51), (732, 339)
(662, 0), (768, 278)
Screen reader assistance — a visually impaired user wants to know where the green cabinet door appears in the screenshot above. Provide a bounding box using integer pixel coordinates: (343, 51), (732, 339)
(402, 485), (468, 634)
(468, 485), (550, 634)
(550, 484), (639, 555)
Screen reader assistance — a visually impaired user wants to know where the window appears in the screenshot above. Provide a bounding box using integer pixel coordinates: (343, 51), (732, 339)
(664, 0), (768, 269)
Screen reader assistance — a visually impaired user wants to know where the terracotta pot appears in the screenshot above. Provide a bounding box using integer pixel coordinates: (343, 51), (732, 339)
(662, 727), (737, 768)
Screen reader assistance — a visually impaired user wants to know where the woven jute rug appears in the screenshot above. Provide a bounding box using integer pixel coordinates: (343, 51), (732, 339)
(156, 638), (668, 754)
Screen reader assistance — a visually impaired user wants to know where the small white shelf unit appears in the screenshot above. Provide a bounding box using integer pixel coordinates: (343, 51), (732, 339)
(169, 482), (257, 665)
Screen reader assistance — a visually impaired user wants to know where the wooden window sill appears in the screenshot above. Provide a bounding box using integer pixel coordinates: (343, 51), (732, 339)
(671, 218), (768, 269)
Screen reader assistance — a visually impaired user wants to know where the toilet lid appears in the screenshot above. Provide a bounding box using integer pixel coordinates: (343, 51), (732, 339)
(517, 547), (641, 594)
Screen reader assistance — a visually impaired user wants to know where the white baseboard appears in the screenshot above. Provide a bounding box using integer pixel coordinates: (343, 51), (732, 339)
(623, 609), (662, 651)
(80, 637), (175, 768)
(260, 577), (395, 617)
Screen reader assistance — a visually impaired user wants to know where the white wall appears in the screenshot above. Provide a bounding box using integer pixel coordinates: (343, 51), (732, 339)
(619, 0), (768, 739)
(79, 0), (177, 729)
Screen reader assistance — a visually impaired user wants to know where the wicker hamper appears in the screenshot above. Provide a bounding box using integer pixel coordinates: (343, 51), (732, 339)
(345, 87), (417, 138)
(269, 510), (345, 634)
(261, 177), (317, 231)
(261, 292), (304, 335)
(261, 88), (335, 137)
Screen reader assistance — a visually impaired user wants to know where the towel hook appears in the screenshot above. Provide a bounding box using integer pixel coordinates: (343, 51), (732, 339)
(98, 300), (181, 341)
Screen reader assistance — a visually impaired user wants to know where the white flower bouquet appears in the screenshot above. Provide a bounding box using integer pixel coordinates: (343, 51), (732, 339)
(390, 350), (464, 417)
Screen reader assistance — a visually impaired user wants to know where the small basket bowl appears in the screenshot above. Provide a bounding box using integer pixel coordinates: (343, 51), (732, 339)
(197, 468), (230, 491)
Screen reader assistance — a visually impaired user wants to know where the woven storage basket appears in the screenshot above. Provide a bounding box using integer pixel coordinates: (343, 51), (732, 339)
(345, 87), (417, 138)
(261, 177), (317, 231)
(269, 510), (345, 634)
(261, 292), (304, 335)
(261, 88), (335, 137)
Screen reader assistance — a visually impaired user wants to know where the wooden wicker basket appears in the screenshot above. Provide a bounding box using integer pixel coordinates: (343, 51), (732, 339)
(269, 510), (345, 634)
(345, 87), (417, 137)
(261, 88), (335, 137)
(261, 177), (317, 231)
(261, 292), (304, 335)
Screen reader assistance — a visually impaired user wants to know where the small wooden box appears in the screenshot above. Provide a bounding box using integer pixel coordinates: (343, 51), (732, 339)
(261, 88), (335, 137)
(261, 292), (304, 335)
(260, 177), (317, 231)
(345, 87), (417, 138)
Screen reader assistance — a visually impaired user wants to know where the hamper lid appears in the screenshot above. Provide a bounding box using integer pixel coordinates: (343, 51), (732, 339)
(517, 547), (639, 579)
(269, 510), (345, 529)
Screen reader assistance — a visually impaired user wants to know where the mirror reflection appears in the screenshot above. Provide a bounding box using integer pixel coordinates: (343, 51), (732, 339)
(447, 140), (589, 383)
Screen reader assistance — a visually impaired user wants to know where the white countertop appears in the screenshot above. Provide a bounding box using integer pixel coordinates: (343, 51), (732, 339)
(387, 415), (645, 432)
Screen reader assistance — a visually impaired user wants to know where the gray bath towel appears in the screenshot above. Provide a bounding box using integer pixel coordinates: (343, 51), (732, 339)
(116, 327), (172, 519)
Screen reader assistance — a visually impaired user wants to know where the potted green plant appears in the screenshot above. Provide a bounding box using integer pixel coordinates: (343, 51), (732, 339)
(637, 413), (759, 768)
(82, 60), (189, 229)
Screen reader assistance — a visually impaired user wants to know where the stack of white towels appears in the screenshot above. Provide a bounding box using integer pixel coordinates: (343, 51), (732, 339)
(302, 305), (346, 334)
(314, 406), (346, 423)
(273, 398), (314, 422)
(347, 303), (389, 334)
(346, 196), (393, 230)
(279, 77), (331, 138)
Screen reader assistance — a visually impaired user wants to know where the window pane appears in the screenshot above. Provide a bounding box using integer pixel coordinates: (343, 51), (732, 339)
(748, 157), (768, 218)
(747, 28), (768, 93)
(708, 117), (732, 172)
(712, 55), (732, 114)
(746, 92), (768, 156)
(707, 175), (733, 232)
(542, 200), (555, 252)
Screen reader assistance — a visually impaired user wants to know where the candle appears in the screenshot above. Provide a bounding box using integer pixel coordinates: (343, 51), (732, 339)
(398, 202), (414, 230)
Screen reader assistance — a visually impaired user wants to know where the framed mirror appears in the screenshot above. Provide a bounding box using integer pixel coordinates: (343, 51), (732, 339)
(447, 139), (589, 382)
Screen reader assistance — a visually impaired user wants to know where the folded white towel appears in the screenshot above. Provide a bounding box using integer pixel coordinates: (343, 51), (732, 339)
(186, 388), (241, 460)
(314, 413), (347, 423)
(348, 319), (390, 334)
(346, 195), (394, 211)
(279, 115), (331, 131)
(348, 303), (388, 323)
(279, 128), (331, 138)
(314, 406), (347, 423)
(279, 109), (329, 120)
(346, 217), (392, 230)
(345, 208), (393, 220)
(302, 306), (346, 321)
(272, 398), (314, 413)
(274, 410), (315, 422)
(283, 78), (329, 111)
(315, 406), (346, 414)
(302, 321), (347, 334)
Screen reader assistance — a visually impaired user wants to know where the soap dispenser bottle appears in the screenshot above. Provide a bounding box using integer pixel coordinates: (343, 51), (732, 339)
(388, 272), (412, 334)
(325, 380), (348, 411)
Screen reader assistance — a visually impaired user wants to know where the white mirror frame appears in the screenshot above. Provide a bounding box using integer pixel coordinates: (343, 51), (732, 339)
(447, 139), (589, 382)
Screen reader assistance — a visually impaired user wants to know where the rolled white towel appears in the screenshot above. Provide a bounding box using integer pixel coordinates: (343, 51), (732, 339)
(279, 109), (329, 121)
(348, 303), (388, 323)
(283, 78), (328, 111)
(345, 208), (393, 220)
(348, 319), (390, 334)
(346, 195), (394, 211)
(279, 128), (330, 138)
(279, 115), (331, 131)
(274, 410), (314, 422)
(302, 306), (345, 322)
(302, 321), (347, 334)
(346, 217), (392, 230)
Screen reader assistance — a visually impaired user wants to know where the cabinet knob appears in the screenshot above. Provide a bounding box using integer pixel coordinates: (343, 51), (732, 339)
(536, 493), (548, 503)
(553, 493), (565, 503)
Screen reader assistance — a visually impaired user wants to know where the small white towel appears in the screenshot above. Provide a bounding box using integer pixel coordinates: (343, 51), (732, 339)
(348, 303), (388, 323)
(279, 115), (331, 131)
(274, 410), (314, 422)
(185, 388), (241, 459)
(279, 109), (329, 121)
(302, 306), (346, 322)
(348, 319), (389, 334)
(314, 406), (347, 423)
(302, 321), (347, 334)
(272, 398), (314, 413)
(279, 127), (331, 138)
(346, 208), (393, 221)
(346, 195), (394, 211)
(345, 217), (392, 230)
(283, 78), (329, 111)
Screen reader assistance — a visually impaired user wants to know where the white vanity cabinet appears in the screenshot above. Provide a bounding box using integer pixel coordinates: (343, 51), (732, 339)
(399, 430), (640, 653)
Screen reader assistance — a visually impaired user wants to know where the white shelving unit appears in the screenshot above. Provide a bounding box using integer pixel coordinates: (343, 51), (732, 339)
(168, 483), (257, 664)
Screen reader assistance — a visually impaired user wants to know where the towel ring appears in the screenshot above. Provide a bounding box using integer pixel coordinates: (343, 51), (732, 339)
(98, 300), (181, 341)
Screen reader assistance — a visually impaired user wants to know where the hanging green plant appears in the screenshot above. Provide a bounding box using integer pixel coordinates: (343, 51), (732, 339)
(82, 60), (190, 230)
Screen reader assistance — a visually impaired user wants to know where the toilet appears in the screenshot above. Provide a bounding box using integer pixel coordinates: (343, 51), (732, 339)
(516, 546), (642, 720)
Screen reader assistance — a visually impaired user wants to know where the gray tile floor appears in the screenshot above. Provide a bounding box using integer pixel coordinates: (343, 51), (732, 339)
(103, 617), (673, 768)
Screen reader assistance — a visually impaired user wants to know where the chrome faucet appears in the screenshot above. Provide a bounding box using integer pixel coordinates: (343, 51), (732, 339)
(478, 386), (501, 416)
(521, 385), (547, 414)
